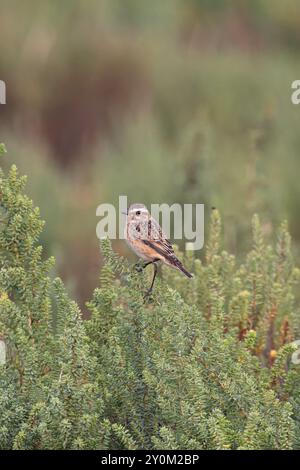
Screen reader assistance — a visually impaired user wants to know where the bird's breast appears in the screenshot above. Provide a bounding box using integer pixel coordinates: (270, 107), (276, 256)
(125, 238), (153, 260)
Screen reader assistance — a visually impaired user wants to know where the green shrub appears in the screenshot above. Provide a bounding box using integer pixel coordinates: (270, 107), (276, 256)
(1, 146), (300, 449)
(87, 214), (300, 450)
(0, 147), (109, 449)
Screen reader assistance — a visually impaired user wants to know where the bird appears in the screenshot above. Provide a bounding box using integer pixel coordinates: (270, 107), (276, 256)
(124, 203), (193, 295)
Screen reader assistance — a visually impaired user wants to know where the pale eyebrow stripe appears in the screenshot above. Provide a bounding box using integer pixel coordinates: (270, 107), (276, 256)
(130, 208), (148, 213)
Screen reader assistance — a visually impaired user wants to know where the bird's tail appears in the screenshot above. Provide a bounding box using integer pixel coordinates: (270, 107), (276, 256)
(173, 259), (193, 278)
(178, 264), (193, 278)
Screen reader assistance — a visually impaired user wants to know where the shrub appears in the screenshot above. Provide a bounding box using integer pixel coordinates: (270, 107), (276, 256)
(0, 145), (108, 449)
(1, 144), (300, 449)
(87, 214), (300, 450)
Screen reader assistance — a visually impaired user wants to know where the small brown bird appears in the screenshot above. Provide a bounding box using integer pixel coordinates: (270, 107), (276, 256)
(124, 203), (193, 295)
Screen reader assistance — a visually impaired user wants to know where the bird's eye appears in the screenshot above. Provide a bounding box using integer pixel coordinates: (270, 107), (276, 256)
(136, 210), (141, 216)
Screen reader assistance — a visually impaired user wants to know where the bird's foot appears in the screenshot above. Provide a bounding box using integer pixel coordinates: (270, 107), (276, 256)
(134, 262), (143, 273)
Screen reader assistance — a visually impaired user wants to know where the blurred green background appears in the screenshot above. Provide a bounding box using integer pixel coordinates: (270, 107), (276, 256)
(1, 0), (300, 309)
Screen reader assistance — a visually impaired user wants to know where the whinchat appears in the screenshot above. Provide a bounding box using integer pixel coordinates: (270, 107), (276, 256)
(124, 203), (193, 295)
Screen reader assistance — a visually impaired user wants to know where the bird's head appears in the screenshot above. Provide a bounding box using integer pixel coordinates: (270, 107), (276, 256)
(125, 203), (150, 222)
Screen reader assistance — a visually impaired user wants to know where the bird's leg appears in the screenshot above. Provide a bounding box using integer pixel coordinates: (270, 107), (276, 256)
(145, 262), (158, 296)
(134, 260), (152, 272)
(142, 261), (154, 269)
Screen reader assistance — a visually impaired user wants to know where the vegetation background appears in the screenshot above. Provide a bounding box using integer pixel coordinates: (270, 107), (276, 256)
(1, 0), (300, 309)
(1, 1), (300, 451)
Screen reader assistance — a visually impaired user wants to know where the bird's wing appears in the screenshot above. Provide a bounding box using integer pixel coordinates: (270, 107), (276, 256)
(142, 217), (176, 260)
(141, 216), (193, 278)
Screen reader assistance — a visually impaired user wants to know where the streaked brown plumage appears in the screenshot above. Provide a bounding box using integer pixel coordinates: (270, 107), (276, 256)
(124, 203), (193, 294)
